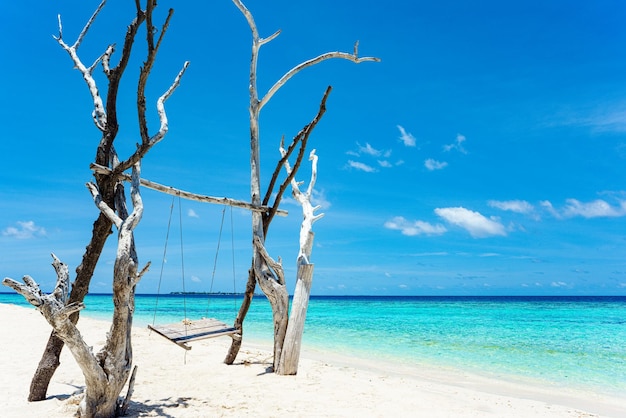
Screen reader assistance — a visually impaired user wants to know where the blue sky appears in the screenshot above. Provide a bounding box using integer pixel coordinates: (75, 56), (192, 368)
(1, 1), (626, 296)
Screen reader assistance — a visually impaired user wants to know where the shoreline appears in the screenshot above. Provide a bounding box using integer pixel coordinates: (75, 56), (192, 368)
(1, 303), (624, 417)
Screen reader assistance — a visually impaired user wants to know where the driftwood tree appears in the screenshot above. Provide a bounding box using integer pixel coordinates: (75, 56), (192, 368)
(263, 147), (325, 375)
(4, 1), (188, 416)
(224, 0), (379, 374)
(5, 164), (147, 418)
(26, 0), (141, 401)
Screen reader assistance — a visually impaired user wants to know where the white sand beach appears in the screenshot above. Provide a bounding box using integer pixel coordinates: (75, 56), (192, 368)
(0, 303), (624, 417)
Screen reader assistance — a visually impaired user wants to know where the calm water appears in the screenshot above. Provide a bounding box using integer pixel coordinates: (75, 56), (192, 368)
(1, 293), (624, 396)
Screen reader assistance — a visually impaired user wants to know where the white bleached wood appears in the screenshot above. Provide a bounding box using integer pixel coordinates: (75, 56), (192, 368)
(54, 1), (109, 132)
(260, 46), (380, 111)
(87, 182), (122, 228)
(148, 61), (190, 146)
(2, 255), (109, 410)
(90, 163), (287, 216)
(232, 0), (380, 114)
(3, 166), (149, 417)
(281, 148), (324, 264)
(276, 149), (323, 375)
(230, 0), (379, 371)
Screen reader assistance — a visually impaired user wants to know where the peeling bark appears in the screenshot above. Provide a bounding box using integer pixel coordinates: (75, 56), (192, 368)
(226, 0), (379, 368)
(28, 1), (187, 406)
(276, 150), (323, 375)
(4, 164), (150, 418)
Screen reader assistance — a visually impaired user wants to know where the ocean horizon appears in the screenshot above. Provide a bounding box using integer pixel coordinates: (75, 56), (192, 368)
(1, 293), (624, 399)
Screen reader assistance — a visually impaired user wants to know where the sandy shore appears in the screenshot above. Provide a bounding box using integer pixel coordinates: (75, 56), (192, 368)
(0, 303), (624, 417)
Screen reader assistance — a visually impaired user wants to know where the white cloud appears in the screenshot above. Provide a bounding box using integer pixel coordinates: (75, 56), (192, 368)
(542, 198), (626, 219)
(434, 207), (506, 238)
(384, 216), (447, 236)
(553, 104), (626, 133)
(424, 158), (448, 171)
(358, 142), (382, 156)
(551, 281), (568, 288)
(590, 111), (626, 132)
(347, 160), (377, 173)
(540, 200), (561, 218)
(2, 221), (47, 239)
(410, 251), (449, 257)
(311, 189), (331, 209)
(397, 125), (416, 147)
(378, 160), (392, 168)
(191, 275), (202, 283)
(488, 199), (534, 214)
(562, 198), (626, 218)
(443, 133), (468, 154)
(188, 209), (199, 218)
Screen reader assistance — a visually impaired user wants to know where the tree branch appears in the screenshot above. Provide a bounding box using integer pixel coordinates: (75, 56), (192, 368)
(280, 147), (325, 265)
(87, 182), (122, 228)
(253, 236), (285, 286)
(148, 61), (190, 145)
(259, 43), (380, 111)
(263, 86), (331, 232)
(120, 60), (189, 174)
(90, 163), (287, 216)
(137, 7), (176, 145)
(54, 15), (108, 131)
(72, 0), (107, 50)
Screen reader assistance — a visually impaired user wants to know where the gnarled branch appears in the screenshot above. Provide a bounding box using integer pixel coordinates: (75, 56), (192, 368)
(118, 60), (189, 174)
(263, 86), (331, 233)
(260, 44), (379, 111)
(280, 147), (325, 265)
(54, 1), (109, 132)
(137, 7), (176, 145)
(253, 236), (285, 287)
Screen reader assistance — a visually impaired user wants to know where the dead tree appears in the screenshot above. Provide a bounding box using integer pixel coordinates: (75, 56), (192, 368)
(5, 164), (148, 418)
(276, 148), (323, 374)
(4, 1), (188, 415)
(263, 148), (324, 375)
(224, 0), (379, 372)
(27, 0), (186, 402)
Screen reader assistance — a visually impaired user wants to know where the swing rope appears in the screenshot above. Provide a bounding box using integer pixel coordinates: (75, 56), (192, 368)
(205, 207), (226, 317)
(229, 206), (237, 309)
(205, 206), (238, 316)
(151, 194), (188, 326)
(149, 198), (239, 351)
(177, 194), (188, 322)
(151, 195), (176, 327)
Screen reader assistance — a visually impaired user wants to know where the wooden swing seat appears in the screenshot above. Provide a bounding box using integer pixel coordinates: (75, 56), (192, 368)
(148, 318), (238, 351)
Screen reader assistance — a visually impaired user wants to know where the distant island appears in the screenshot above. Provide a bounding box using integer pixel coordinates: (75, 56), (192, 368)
(169, 291), (262, 296)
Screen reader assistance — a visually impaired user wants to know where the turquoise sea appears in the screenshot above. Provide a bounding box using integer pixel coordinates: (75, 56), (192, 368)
(1, 293), (625, 397)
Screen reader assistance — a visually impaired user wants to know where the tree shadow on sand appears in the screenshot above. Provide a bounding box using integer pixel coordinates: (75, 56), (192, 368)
(124, 396), (193, 417)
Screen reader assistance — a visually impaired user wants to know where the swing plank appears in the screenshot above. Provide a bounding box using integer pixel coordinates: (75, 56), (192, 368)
(148, 318), (238, 350)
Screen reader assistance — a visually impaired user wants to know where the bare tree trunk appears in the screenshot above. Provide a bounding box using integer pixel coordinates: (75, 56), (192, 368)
(28, 1), (187, 402)
(277, 263), (314, 375)
(274, 146), (323, 375)
(253, 243), (290, 371)
(4, 163), (150, 418)
(223, 268), (254, 364)
(29, 210), (113, 401)
(226, 0), (379, 368)
(27, 0), (139, 399)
